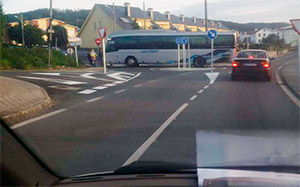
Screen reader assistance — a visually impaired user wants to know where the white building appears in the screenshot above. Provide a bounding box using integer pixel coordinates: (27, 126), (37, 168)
(277, 26), (298, 47)
(239, 28), (277, 44)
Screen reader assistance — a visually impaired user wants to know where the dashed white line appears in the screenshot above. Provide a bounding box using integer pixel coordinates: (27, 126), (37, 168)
(10, 109), (68, 130)
(122, 103), (189, 166)
(114, 89), (126, 94)
(78, 89), (97, 94)
(198, 90), (204, 94)
(133, 84), (142, 88)
(93, 86), (107, 90)
(103, 83), (116, 87)
(86, 96), (104, 103)
(204, 85), (209, 89)
(149, 80), (157, 83)
(189, 95), (198, 101)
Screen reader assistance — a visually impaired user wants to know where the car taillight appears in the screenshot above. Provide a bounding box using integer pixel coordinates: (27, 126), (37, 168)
(261, 61), (270, 68)
(232, 61), (239, 67)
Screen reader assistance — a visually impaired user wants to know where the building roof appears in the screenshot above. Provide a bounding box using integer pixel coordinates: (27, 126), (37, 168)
(96, 4), (133, 30)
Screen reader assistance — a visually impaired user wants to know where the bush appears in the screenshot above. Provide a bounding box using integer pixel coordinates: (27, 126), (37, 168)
(0, 47), (78, 70)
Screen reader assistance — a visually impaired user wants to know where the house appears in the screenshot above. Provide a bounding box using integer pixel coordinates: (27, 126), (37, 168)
(79, 2), (230, 48)
(9, 18), (78, 41)
(277, 26), (298, 47)
(239, 28), (277, 44)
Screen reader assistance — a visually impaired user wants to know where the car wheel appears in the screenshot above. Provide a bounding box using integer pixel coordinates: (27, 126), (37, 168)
(194, 57), (206, 67)
(231, 74), (237, 81)
(125, 56), (138, 67)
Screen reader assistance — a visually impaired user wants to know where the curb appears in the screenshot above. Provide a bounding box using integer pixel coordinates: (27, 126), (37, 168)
(275, 61), (300, 107)
(1, 80), (52, 124)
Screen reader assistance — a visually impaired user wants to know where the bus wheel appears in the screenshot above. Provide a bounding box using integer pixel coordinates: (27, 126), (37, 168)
(125, 56), (138, 67)
(194, 57), (206, 67)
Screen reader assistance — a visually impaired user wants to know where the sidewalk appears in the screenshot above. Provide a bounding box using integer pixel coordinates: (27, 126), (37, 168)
(281, 59), (299, 96)
(0, 76), (51, 122)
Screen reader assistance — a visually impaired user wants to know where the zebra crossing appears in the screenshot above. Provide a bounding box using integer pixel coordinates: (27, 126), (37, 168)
(16, 71), (141, 95)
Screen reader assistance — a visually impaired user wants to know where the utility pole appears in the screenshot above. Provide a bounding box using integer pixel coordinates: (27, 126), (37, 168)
(204, 0), (208, 31)
(48, 0), (53, 68)
(113, 2), (116, 32)
(20, 14), (25, 47)
(143, 2), (146, 30)
(14, 14), (25, 47)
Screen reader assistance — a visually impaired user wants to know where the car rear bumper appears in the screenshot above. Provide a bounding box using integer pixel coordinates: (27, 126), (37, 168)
(232, 68), (271, 77)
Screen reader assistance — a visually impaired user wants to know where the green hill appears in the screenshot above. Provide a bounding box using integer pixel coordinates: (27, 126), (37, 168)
(6, 8), (290, 31)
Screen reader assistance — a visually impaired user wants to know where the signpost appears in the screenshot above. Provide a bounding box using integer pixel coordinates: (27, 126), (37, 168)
(207, 29), (218, 73)
(68, 37), (82, 67)
(97, 27), (107, 74)
(176, 37), (190, 69)
(290, 19), (300, 75)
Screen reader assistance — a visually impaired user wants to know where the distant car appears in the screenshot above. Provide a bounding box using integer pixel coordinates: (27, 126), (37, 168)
(231, 49), (273, 81)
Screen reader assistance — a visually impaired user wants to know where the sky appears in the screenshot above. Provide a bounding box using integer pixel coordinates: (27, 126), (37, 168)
(2, 0), (300, 23)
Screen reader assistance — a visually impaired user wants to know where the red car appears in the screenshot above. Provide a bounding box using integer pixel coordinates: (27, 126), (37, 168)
(231, 50), (273, 81)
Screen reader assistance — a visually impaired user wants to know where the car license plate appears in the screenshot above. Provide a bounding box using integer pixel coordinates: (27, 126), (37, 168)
(244, 63), (257, 66)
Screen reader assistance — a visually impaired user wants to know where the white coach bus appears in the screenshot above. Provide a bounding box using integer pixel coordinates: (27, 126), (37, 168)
(106, 30), (237, 67)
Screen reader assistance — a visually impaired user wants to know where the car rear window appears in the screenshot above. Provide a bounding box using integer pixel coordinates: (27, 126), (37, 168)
(237, 51), (267, 58)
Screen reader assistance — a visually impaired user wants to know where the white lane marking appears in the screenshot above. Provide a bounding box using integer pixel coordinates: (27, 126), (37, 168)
(133, 84), (142, 88)
(122, 103), (189, 166)
(103, 83), (116, 87)
(113, 81), (125, 84)
(204, 85), (209, 89)
(10, 109), (67, 130)
(93, 86), (107, 90)
(205, 72), (219, 84)
(80, 73), (115, 82)
(107, 72), (135, 81)
(78, 89), (97, 94)
(149, 80), (157, 83)
(31, 73), (60, 76)
(17, 76), (87, 85)
(189, 95), (198, 101)
(86, 96), (104, 103)
(198, 90), (204, 94)
(114, 89), (126, 94)
(126, 72), (142, 81)
(275, 60), (300, 107)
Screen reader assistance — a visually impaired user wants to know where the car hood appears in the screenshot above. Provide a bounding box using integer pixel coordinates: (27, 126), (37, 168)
(196, 130), (300, 168)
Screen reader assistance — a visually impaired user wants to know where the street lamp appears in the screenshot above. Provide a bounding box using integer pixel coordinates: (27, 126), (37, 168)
(204, 0), (208, 31)
(14, 14), (25, 47)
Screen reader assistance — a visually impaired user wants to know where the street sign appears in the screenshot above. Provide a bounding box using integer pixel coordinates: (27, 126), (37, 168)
(207, 29), (218, 40)
(175, 37), (189, 45)
(97, 27), (107, 39)
(95, 38), (102, 46)
(67, 47), (74, 55)
(68, 37), (82, 46)
(207, 30), (218, 73)
(290, 19), (300, 35)
(47, 29), (55, 34)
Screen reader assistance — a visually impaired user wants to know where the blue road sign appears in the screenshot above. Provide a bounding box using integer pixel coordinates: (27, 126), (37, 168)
(207, 29), (218, 40)
(176, 37), (181, 45)
(176, 37), (189, 45)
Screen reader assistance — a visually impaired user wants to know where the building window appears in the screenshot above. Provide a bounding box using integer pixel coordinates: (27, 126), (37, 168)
(263, 33), (266, 37)
(258, 33), (261, 37)
(93, 22), (97, 30)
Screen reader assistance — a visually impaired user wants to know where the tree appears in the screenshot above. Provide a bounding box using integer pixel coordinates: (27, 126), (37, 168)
(50, 25), (68, 48)
(262, 33), (286, 49)
(8, 23), (44, 47)
(0, 2), (6, 46)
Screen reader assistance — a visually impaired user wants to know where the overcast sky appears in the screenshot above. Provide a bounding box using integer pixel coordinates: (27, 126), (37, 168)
(2, 0), (300, 23)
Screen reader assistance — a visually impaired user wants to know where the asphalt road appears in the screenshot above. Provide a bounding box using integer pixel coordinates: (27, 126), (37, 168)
(1, 52), (299, 177)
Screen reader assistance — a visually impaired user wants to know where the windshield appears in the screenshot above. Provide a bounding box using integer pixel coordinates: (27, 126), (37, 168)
(1, 0), (299, 180)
